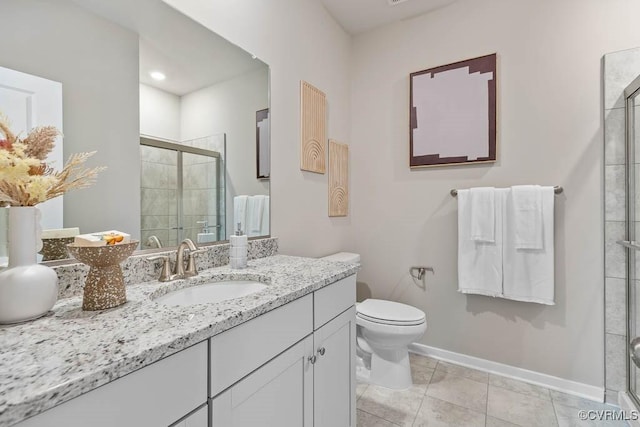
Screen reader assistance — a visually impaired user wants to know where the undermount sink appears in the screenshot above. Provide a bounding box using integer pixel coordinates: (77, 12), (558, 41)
(155, 280), (267, 307)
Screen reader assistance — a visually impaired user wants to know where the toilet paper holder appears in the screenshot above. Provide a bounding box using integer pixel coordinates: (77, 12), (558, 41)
(410, 266), (434, 280)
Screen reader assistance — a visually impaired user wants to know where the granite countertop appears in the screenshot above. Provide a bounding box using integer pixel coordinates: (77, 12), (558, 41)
(0, 255), (358, 426)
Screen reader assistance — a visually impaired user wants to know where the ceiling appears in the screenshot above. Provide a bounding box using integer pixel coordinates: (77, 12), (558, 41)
(70, 0), (265, 96)
(320, 0), (458, 34)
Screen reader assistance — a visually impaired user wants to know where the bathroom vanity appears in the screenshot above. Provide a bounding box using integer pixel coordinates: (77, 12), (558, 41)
(0, 255), (358, 427)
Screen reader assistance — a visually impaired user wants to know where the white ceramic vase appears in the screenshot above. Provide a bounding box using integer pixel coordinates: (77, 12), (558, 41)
(0, 206), (58, 324)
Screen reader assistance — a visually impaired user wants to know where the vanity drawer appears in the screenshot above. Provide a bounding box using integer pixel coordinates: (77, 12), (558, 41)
(18, 342), (208, 427)
(314, 274), (356, 330)
(209, 294), (313, 397)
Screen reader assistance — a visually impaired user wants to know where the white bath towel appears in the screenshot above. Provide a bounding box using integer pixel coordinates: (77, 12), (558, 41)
(511, 185), (543, 250)
(503, 186), (555, 305)
(470, 187), (496, 243)
(247, 195), (266, 237)
(233, 196), (248, 234)
(260, 196), (270, 236)
(457, 188), (506, 297)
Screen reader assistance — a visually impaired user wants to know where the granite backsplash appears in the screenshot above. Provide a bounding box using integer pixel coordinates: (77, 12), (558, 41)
(53, 237), (278, 299)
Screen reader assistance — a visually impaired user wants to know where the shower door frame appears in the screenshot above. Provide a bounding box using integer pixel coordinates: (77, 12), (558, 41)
(624, 73), (640, 407)
(140, 136), (224, 243)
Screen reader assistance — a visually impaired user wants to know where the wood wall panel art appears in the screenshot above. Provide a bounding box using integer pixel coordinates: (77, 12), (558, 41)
(300, 81), (326, 173)
(328, 140), (348, 217)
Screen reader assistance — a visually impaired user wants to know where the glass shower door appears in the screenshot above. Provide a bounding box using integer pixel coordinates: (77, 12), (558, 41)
(140, 137), (225, 249)
(140, 144), (179, 249)
(182, 152), (223, 243)
(623, 74), (640, 405)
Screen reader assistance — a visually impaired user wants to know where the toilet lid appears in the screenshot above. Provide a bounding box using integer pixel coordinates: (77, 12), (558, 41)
(357, 299), (426, 326)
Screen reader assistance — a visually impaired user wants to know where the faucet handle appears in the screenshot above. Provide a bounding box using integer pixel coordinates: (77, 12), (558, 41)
(184, 249), (206, 277)
(147, 255), (172, 282)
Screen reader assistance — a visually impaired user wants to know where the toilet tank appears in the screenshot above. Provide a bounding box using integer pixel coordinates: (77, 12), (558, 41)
(321, 252), (360, 264)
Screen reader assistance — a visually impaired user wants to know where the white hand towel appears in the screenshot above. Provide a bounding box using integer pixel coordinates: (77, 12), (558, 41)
(260, 196), (270, 236)
(233, 196), (248, 234)
(503, 186), (555, 305)
(457, 188), (506, 297)
(470, 187), (496, 243)
(511, 185), (543, 249)
(247, 195), (265, 237)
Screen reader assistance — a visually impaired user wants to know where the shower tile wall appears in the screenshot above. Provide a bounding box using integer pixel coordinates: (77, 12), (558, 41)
(183, 152), (218, 241)
(603, 47), (640, 403)
(140, 145), (178, 248)
(182, 134), (226, 241)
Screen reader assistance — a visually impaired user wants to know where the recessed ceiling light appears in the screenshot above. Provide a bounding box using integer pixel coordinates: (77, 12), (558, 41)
(150, 71), (166, 81)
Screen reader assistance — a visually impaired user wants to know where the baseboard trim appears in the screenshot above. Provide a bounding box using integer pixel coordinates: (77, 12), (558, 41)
(409, 343), (604, 402)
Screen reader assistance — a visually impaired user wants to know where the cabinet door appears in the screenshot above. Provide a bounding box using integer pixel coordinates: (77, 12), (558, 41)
(211, 335), (314, 427)
(313, 306), (356, 427)
(171, 404), (208, 427)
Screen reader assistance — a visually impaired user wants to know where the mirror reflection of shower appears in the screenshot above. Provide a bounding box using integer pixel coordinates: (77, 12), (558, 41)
(140, 136), (226, 249)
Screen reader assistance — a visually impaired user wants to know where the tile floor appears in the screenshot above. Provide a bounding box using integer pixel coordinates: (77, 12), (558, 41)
(356, 353), (629, 427)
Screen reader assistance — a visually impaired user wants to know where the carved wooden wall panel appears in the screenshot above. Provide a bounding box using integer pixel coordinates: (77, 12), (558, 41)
(300, 81), (326, 173)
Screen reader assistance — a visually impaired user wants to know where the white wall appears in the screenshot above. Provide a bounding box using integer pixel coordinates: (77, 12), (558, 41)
(140, 84), (181, 141)
(0, 0), (140, 238)
(163, 0), (353, 255)
(350, 0), (640, 387)
(181, 68), (269, 238)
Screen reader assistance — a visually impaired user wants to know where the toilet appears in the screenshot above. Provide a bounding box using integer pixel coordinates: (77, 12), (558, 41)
(321, 252), (428, 390)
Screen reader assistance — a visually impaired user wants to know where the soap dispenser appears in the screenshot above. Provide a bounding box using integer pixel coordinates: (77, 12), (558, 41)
(229, 222), (247, 269)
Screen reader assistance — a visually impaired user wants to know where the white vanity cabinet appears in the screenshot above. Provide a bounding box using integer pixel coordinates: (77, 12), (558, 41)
(170, 405), (208, 427)
(14, 274), (356, 427)
(209, 274), (357, 427)
(211, 335), (315, 426)
(17, 341), (208, 427)
(313, 306), (356, 427)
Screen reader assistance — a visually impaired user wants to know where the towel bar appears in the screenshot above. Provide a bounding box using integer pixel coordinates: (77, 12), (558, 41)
(450, 186), (563, 197)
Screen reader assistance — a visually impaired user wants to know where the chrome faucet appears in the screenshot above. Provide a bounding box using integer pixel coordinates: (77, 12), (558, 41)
(147, 238), (204, 282)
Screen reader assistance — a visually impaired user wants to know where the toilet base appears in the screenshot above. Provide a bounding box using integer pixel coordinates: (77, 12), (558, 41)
(369, 346), (413, 390)
(356, 338), (413, 390)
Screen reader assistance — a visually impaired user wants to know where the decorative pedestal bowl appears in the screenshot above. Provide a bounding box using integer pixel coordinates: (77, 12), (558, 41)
(39, 237), (75, 261)
(67, 241), (139, 311)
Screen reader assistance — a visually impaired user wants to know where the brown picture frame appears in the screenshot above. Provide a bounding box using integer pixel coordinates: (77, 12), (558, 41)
(409, 53), (497, 168)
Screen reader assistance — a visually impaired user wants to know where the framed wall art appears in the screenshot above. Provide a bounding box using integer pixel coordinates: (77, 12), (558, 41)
(300, 80), (326, 173)
(409, 53), (497, 168)
(328, 140), (348, 217)
(256, 108), (270, 179)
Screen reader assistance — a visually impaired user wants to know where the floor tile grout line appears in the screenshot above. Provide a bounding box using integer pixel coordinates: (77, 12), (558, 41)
(487, 380), (553, 403)
(410, 393), (427, 427)
(356, 408), (403, 426)
(433, 364), (490, 386)
(420, 354), (609, 407)
(423, 394), (488, 417)
(434, 362), (490, 385)
(365, 354), (577, 426)
(485, 379), (489, 427)
(550, 398), (561, 427)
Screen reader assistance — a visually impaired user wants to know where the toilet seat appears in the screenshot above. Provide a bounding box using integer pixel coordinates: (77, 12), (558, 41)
(356, 299), (426, 326)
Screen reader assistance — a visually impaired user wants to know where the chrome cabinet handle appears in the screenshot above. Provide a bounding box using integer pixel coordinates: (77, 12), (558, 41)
(617, 240), (640, 250)
(317, 347), (326, 356)
(308, 355), (317, 364)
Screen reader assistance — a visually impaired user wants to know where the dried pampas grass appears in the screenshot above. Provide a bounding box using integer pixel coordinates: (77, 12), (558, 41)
(0, 113), (106, 206)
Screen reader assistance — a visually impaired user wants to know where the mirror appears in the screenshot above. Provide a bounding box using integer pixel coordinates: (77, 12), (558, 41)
(0, 0), (270, 262)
